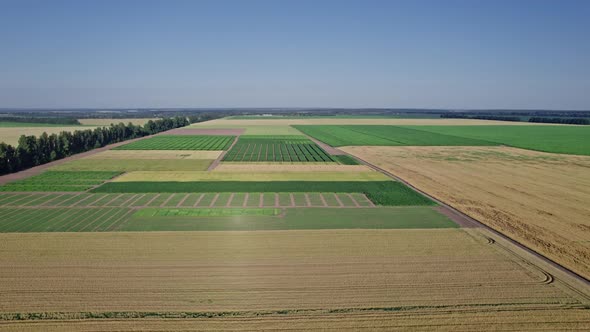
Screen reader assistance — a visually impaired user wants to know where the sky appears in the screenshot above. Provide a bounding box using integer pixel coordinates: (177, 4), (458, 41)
(0, 0), (589, 109)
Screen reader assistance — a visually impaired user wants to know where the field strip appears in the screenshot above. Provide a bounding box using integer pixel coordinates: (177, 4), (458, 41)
(160, 194), (176, 207)
(209, 193), (220, 207)
(242, 193), (249, 207)
(176, 194), (189, 207)
(104, 194), (124, 206)
(38, 193), (65, 206)
(319, 193), (328, 207)
(144, 194), (161, 207)
(105, 209), (138, 231)
(81, 208), (125, 232)
(64, 208), (113, 232)
(226, 193), (235, 207)
(192, 194), (205, 207)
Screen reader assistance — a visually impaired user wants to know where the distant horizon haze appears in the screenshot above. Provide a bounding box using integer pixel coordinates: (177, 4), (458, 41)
(1, 0), (589, 109)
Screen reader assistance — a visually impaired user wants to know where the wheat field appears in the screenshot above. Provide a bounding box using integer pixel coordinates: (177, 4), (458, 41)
(343, 145), (590, 279)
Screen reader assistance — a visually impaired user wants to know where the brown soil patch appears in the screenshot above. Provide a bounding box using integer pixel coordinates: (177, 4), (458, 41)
(343, 145), (590, 279)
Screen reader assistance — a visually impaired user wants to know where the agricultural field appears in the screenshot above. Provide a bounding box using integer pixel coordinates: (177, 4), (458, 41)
(0, 171), (120, 192)
(223, 136), (335, 162)
(0, 230), (587, 330)
(1, 115), (589, 329)
(342, 145), (590, 279)
(0, 125), (99, 145)
(114, 135), (235, 150)
(112, 170), (389, 182)
(78, 118), (159, 126)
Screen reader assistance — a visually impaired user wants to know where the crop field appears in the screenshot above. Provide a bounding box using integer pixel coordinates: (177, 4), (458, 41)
(0, 171), (121, 192)
(406, 125), (590, 156)
(194, 117), (548, 126)
(91, 181), (434, 206)
(0, 230), (587, 330)
(51, 159), (214, 171)
(112, 170), (389, 182)
(113, 135), (235, 150)
(223, 136), (335, 162)
(0, 125), (99, 145)
(213, 163), (371, 172)
(342, 145), (590, 279)
(294, 125), (498, 147)
(78, 118), (159, 126)
(83, 150), (224, 160)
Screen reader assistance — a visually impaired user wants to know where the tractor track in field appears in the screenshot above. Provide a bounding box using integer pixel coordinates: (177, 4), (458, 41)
(316, 138), (590, 290)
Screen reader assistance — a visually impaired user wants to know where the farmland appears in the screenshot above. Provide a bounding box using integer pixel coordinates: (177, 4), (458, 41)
(0, 230), (587, 330)
(342, 145), (590, 279)
(0, 171), (120, 192)
(114, 135), (235, 150)
(1, 115), (589, 329)
(223, 136), (335, 162)
(296, 124), (590, 155)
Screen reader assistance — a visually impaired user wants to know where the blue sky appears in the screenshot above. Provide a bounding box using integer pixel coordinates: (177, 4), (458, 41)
(0, 0), (588, 109)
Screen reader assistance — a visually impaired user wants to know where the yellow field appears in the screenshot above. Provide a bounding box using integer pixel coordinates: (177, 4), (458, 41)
(0, 126), (98, 146)
(215, 163), (372, 172)
(0, 230), (586, 330)
(78, 118), (159, 126)
(342, 146), (590, 279)
(112, 170), (389, 182)
(84, 150), (223, 160)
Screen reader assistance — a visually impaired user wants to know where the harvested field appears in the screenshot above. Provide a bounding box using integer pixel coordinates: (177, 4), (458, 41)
(83, 150), (223, 160)
(0, 126), (99, 145)
(214, 163), (372, 172)
(342, 145), (590, 279)
(163, 128), (245, 136)
(0, 230), (586, 328)
(112, 171), (389, 182)
(78, 118), (158, 126)
(114, 135), (234, 151)
(51, 159), (214, 171)
(190, 123), (304, 135)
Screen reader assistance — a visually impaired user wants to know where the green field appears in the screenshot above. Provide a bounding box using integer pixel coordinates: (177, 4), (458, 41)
(223, 136), (335, 162)
(135, 208), (281, 217)
(406, 125), (590, 156)
(91, 181), (433, 206)
(294, 125), (497, 147)
(332, 154), (361, 165)
(113, 135), (235, 150)
(123, 207), (456, 231)
(0, 207), (134, 232)
(227, 114), (438, 119)
(51, 159), (214, 171)
(0, 171), (121, 192)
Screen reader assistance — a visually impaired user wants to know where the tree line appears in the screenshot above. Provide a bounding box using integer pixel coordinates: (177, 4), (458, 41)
(0, 116), (190, 175)
(441, 113), (589, 125)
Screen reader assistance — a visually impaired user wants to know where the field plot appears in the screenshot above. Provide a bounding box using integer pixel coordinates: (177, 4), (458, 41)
(0, 230), (586, 329)
(343, 145), (590, 279)
(294, 125), (497, 147)
(223, 136), (335, 162)
(124, 207), (456, 231)
(51, 159), (214, 171)
(0, 171), (120, 192)
(406, 125), (590, 156)
(113, 135), (234, 150)
(78, 118), (158, 126)
(91, 181), (433, 206)
(0, 125), (99, 145)
(112, 170), (389, 182)
(214, 163), (371, 172)
(0, 207), (134, 232)
(83, 150), (223, 160)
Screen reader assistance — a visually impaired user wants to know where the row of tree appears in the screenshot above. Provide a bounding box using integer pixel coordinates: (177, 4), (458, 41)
(528, 117), (589, 125)
(0, 117), (190, 175)
(0, 116), (81, 125)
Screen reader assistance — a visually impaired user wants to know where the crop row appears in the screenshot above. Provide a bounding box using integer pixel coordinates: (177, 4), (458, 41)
(114, 135), (235, 151)
(224, 142), (334, 162)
